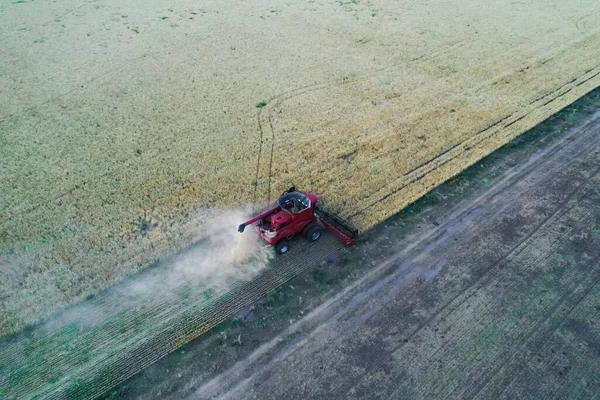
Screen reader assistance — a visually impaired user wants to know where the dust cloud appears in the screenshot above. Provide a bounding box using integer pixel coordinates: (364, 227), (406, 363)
(0, 208), (274, 399)
(44, 207), (274, 333)
(129, 207), (274, 296)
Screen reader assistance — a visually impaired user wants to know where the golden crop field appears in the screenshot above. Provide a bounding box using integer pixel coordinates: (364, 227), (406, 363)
(1, 0), (600, 336)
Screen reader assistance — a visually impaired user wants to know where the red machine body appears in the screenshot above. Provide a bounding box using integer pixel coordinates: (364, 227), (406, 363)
(238, 187), (358, 254)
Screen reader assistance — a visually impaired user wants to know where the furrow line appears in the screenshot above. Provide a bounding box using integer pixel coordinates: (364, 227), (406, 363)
(391, 200), (598, 399)
(348, 62), (600, 221)
(443, 244), (600, 399)
(343, 164), (600, 397)
(493, 261), (600, 400)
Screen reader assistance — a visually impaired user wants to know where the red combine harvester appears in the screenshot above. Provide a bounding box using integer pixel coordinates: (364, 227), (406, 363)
(238, 187), (358, 254)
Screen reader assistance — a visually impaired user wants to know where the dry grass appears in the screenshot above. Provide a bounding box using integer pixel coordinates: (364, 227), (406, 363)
(1, 0), (600, 336)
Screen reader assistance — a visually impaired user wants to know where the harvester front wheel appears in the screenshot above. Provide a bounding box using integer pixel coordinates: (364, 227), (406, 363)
(306, 224), (323, 242)
(276, 240), (289, 255)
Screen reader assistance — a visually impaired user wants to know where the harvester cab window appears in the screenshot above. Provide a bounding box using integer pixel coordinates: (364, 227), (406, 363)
(279, 192), (310, 214)
(297, 196), (310, 211)
(291, 199), (302, 214)
(283, 199), (295, 212)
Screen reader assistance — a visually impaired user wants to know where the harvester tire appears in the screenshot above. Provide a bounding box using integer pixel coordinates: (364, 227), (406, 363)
(302, 223), (316, 239)
(306, 224), (323, 242)
(276, 240), (290, 255)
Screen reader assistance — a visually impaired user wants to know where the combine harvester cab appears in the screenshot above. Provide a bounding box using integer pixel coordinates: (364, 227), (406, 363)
(238, 187), (358, 254)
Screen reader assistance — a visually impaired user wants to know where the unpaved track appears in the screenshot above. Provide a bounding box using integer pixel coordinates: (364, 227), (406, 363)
(194, 112), (600, 399)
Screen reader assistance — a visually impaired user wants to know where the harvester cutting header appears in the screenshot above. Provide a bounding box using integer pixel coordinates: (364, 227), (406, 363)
(238, 187), (358, 254)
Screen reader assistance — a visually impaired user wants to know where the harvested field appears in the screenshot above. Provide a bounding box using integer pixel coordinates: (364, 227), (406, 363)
(2, 0), (600, 338)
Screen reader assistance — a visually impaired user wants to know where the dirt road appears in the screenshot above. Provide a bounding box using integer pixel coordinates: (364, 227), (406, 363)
(189, 108), (600, 398)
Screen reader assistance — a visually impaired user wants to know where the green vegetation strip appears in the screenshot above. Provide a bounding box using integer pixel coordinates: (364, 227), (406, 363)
(0, 236), (341, 400)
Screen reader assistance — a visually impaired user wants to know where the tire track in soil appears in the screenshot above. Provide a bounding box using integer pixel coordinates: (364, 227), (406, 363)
(347, 61), (600, 221)
(490, 254), (600, 398)
(576, 10), (600, 34)
(471, 261), (600, 400)
(438, 206), (600, 399)
(254, 31), (600, 223)
(345, 164), (600, 399)
(410, 203), (599, 399)
(364, 142), (600, 397)
(252, 109), (265, 204)
(469, 195), (600, 397)
(499, 298), (600, 399)
(426, 160), (600, 368)
(537, 283), (600, 400)
(390, 163), (598, 350)
(252, 40), (467, 203)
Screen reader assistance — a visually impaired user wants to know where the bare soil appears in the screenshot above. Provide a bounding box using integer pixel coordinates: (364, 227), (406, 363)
(106, 89), (600, 399)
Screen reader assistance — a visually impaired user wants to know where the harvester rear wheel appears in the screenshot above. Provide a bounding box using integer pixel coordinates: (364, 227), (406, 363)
(306, 224), (323, 242)
(302, 223), (315, 238)
(276, 240), (289, 255)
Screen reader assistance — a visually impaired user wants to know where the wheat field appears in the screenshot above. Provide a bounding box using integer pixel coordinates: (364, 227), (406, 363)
(1, 0), (600, 336)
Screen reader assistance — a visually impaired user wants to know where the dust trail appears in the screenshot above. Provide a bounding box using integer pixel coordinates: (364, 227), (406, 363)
(127, 208), (273, 296)
(0, 207), (275, 400)
(44, 207), (274, 332)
